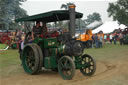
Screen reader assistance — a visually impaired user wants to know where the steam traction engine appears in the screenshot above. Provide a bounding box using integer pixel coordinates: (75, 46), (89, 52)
(16, 5), (96, 80)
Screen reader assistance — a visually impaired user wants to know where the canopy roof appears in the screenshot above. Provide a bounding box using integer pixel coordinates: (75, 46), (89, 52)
(92, 21), (127, 33)
(15, 10), (83, 23)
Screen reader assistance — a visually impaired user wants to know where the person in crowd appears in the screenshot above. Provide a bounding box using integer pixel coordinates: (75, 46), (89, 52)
(94, 33), (99, 48)
(92, 34), (95, 48)
(19, 35), (25, 61)
(109, 33), (113, 44)
(118, 28), (122, 33)
(104, 34), (107, 44)
(107, 34), (110, 44)
(119, 33), (124, 45)
(113, 32), (118, 45)
(99, 35), (103, 48)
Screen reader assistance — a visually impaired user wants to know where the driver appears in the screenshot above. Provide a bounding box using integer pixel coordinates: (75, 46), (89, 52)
(32, 21), (42, 39)
(42, 22), (48, 37)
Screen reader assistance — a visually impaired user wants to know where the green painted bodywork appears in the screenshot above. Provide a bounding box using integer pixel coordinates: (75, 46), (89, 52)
(33, 37), (43, 43)
(33, 37), (57, 48)
(44, 56), (57, 69)
(51, 48), (56, 56)
(43, 38), (57, 48)
(32, 37), (58, 69)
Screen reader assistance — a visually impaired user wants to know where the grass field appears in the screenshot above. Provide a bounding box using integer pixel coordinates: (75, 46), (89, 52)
(0, 43), (128, 85)
(0, 44), (8, 49)
(0, 49), (22, 77)
(84, 43), (128, 61)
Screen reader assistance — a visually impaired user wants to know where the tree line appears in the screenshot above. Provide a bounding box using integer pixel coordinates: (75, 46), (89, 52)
(0, 0), (27, 30)
(107, 0), (128, 26)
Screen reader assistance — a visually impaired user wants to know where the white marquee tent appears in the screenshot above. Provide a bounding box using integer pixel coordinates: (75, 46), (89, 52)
(92, 21), (127, 33)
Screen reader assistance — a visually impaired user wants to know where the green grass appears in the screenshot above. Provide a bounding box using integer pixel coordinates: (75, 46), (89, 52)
(0, 44), (8, 49)
(0, 43), (128, 77)
(84, 44), (128, 61)
(0, 50), (20, 68)
(0, 49), (23, 77)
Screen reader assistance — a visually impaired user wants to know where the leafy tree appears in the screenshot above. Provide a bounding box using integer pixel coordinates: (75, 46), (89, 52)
(107, 0), (128, 26)
(0, 0), (27, 30)
(84, 12), (102, 25)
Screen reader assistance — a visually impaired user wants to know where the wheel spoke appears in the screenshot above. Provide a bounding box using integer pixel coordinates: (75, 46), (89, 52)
(90, 66), (94, 70)
(58, 56), (75, 80)
(60, 62), (64, 68)
(64, 59), (68, 66)
(90, 62), (94, 65)
(25, 49), (36, 69)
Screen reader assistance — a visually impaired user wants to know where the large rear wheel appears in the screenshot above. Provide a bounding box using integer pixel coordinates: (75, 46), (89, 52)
(22, 44), (42, 74)
(32, 44), (43, 73)
(58, 56), (75, 80)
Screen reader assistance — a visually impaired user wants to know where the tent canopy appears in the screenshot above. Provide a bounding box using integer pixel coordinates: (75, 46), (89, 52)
(92, 21), (127, 33)
(15, 10), (83, 23)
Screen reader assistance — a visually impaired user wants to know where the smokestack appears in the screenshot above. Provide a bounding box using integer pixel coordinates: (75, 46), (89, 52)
(69, 5), (76, 38)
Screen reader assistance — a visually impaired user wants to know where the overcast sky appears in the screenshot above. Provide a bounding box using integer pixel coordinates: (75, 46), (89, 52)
(21, 0), (117, 23)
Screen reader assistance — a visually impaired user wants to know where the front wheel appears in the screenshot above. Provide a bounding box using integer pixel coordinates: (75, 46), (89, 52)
(80, 54), (96, 76)
(58, 56), (75, 80)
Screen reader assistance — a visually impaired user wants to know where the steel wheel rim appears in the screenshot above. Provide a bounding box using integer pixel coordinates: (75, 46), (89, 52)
(22, 44), (40, 74)
(80, 54), (96, 76)
(26, 49), (35, 71)
(58, 56), (75, 80)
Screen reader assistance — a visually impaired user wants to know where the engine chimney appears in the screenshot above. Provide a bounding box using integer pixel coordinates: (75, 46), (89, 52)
(69, 5), (76, 38)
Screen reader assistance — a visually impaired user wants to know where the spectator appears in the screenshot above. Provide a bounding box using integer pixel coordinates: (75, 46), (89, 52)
(19, 35), (25, 60)
(110, 33), (113, 44)
(94, 34), (99, 48)
(99, 35), (103, 48)
(107, 34), (110, 44)
(113, 32), (118, 45)
(92, 34), (95, 48)
(119, 33), (124, 45)
(104, 34), (107, 44)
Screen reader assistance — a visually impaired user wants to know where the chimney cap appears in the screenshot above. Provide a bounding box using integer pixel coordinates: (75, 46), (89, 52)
(69, 5), (76, 9)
